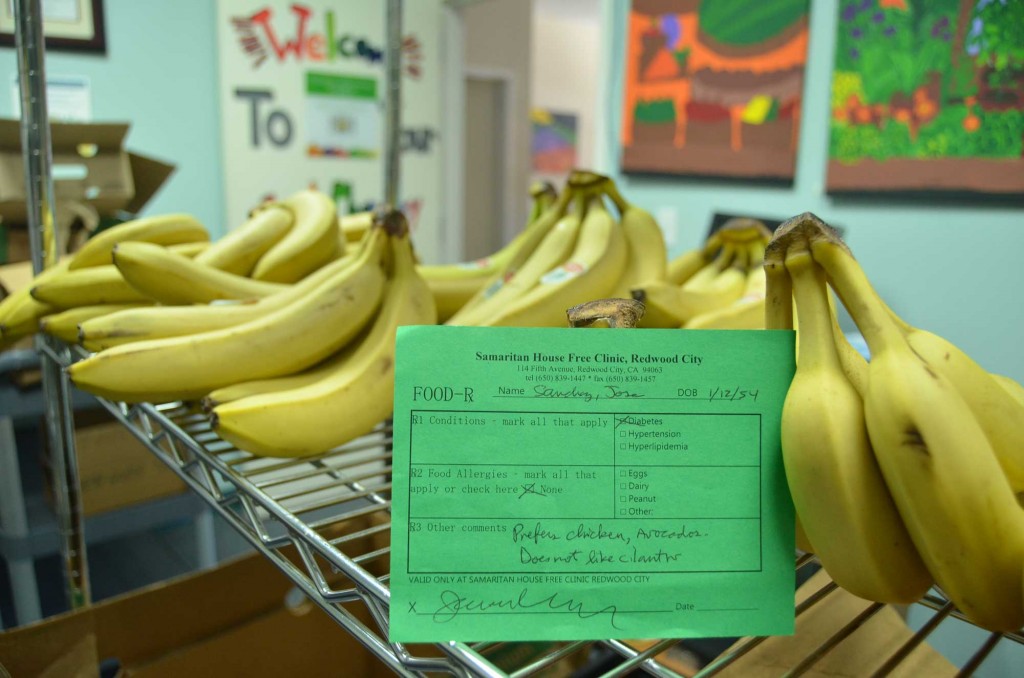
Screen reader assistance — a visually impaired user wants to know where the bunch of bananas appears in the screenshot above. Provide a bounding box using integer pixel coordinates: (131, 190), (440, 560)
(423, 171), (667, 327)
(769, 213), (1024, 632)
(632, 218), (771, 330)
(0, 190), (436, 458)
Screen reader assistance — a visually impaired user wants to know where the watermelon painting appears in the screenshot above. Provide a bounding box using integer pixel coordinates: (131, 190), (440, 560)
(620, 0), (811, 182)
(827, 0), (1024, 194)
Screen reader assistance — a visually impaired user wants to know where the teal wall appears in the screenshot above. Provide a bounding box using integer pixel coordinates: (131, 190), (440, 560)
(0, 0), (225, 236)
(598, 0), (1023, 384)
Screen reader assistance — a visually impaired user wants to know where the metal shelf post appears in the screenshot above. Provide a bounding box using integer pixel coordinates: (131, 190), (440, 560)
(13, 0), (90, 610)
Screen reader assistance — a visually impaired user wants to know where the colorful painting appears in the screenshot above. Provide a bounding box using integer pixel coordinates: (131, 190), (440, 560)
(531, 108), (579, 174)
(828, 0), (1024, 194)
(620, 0), (811, 182)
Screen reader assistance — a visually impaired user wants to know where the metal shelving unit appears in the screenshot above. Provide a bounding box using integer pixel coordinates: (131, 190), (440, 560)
(34, 340), (1024, 677)
(15, 0), (1024, 674)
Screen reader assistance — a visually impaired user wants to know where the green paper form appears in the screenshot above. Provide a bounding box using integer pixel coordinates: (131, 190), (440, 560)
(390, 326), (796, 642)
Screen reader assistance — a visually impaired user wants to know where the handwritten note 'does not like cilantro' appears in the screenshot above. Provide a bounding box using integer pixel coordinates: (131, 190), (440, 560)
(390, 326), (796, 643)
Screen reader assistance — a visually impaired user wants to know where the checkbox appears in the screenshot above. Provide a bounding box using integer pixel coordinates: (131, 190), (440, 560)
(619, 430), (626, 437)
(619, 443), (626, 450)
(619, 509), (626, 515)
(619, 496), (626, 502)
(619, 483), (626, 490)
(619, 470), (626, 477)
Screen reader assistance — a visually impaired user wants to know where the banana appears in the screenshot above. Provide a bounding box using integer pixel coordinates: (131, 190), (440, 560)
(78, 249), (360, 349)
(0, 260), (72, 339)
(763, 238), (811, 554)
(528, 181), (557, 222)
(667, 231), (723, 286)
(666, 248), (707, 286)
(421, 273), (490, 324)
(31, 265), (150, 308)
(992, 373), (1024, 408)
(634, 245), (745, 328)
(781, 239), (931, 603)
(339, 211), (374, 245)
(251, 189), (339, 283)
(39, 303), (148, 344)
(68, 214), (208, 270)
(212, 214), (437, 457)
(485, 197), (627, 327)
(631, 281), (690, 328)
(807, 216), (1024, 631)
(685, 242), (766, 330)
(446, 188), (574, 324)
(602, 180), (667, 298)
(68, 224), (388, 403)
(193, 203), (293, 275)
(203, 356), (341, 410)
(889, 320), (1024, 494)
(167, 241), (211, 258)
(450, 209), (583, 327)
(113, 241), (287, 305)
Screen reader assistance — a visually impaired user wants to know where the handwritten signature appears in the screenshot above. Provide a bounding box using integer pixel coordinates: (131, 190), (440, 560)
(532, 385), (644, 401)
(431, 588), (621, 628)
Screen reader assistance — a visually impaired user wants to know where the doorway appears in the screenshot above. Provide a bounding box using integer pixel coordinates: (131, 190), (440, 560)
(462, 71), (512, 260)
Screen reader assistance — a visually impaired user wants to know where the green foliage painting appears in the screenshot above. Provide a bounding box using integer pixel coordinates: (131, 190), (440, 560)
(827, 0), (1024, 194)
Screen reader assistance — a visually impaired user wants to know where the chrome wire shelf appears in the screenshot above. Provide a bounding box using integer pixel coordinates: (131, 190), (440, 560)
(41, 343), (1024, 677)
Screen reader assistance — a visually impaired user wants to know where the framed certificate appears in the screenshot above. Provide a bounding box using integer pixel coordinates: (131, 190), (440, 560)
(0, 0), (106, 54)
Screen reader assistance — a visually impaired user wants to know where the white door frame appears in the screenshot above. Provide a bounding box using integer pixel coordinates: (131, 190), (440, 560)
(462, 66), (517, 251)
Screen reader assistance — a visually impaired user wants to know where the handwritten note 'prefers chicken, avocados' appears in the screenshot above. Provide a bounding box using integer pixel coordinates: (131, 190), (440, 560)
(390, 326), (795, 642)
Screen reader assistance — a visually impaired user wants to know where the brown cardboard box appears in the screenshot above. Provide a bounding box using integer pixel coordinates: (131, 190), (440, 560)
(43, 411), (187, 517)
(0, 538), (396, 678)
(0, 118), (176, 264)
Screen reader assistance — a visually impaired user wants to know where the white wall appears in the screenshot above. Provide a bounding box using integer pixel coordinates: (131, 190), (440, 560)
(462, 0), (533, 243)
(530, 2), (602, 180)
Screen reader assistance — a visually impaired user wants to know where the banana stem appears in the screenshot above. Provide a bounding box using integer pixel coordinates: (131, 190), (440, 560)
(599, 179), (631, 215)
(763, 245), (793, 331)
(809, 237), (904, 356)
(787, 242), (841, 373)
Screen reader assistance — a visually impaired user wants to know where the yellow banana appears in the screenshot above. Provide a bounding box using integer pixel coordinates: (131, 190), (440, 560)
(781, 240), (931, 604)
(421, 273), (489, 324)
(39, 303), (148, 344)
(0, 259), (74, 339)
(68, 225), (388, 403)
(113, 241), (287, 305)
(451, 210), (583, 327)
(193, 203), (293, 275)
(602, 180), (667, 297)
(808, 216), (1024, 632)
(486, 197), (627, 327)
(31, 265), (150, 308)
(339, 211), (374, 245)
(634, 245), (745, 328)
(69, 214), (208, 270)
(992, 373), (1024, 408)
(685, 241), (766, 329)
(78, 249), (360, 350)
(212, 216), (437, 457)
(446, 189), (574, 324)
(666, 248), (707, 286)
(890, 320), (1024, 494)
(251, 189), (339, 283)
(763, 238), (811, 554)
(167, 241), (210, 258)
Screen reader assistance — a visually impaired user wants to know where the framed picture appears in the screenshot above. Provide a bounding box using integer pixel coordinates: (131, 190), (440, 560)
(0, 0), (107, 54)
(827, 0), (1024, 196)
(619, 0), (811, 183)
(531, 108), (578, 174)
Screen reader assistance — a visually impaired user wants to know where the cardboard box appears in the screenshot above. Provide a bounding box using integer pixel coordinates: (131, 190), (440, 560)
(0, 535), (397, 678)
(0, 118), (175, 264)
(44, 411), (187, 517)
